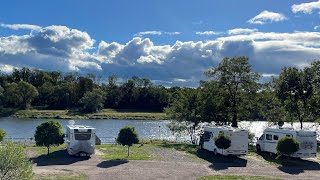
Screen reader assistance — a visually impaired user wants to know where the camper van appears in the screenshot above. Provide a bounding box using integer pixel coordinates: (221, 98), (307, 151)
(256, 127), (317, 158)
(65, 124), (96, 156)
(199, 127), (249, 156)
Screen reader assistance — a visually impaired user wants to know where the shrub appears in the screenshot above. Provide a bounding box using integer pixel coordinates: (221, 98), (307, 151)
(0, 142), (33, 180)
(214, 132), (231, 154)
(34, 120), (64, 154)
(276, 137), (299, 156)
(116, 126), (139, 156)
(0, 128), (5, 142)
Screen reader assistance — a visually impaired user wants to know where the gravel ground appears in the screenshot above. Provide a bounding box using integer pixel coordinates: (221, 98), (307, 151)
(31, 148), (320, 180)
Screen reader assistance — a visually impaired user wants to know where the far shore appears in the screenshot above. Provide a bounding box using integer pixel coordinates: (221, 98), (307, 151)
(0, 108), (168, 120)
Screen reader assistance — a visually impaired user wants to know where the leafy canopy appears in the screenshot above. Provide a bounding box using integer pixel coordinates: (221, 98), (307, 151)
(214, 132), (231, 150)
(205, 56), (260, 127)
(34, 120), (64, 154)
(0, 128), (5, 142)
(0, 142), (33, 180)
(79, 88), (106, 112)
(276, 137), (299, 156)
(116, 126), (139, 147)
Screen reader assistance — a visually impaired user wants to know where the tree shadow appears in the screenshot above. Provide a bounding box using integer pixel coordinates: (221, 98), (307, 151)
(257, 152), (320, 174)
(31, 149), (90, 166)
(97, 160), (129, 168)
(196, 149), (247, 170)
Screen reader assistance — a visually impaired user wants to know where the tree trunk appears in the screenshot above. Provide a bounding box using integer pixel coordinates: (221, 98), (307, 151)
(300, 120), (303, 130)
(127, 146), (130, 157)
(47, 145), (50, 155)
(231, 111), (238, 127)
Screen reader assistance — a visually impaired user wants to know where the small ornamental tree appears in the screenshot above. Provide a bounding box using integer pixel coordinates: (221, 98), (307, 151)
(0, 142), (33, 180)
(0, 128), (5, 142)
(276, 137), (300, 156)
(214, 132), (231, 155)
(34, 120), (64, 154)
(116, 126), (139, 157)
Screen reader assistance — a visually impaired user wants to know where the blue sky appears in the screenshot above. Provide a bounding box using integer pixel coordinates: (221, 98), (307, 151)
(0, 0), (320, 86)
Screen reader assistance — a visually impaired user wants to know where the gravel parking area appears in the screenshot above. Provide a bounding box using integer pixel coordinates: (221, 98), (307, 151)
(32, 148), (320, 180)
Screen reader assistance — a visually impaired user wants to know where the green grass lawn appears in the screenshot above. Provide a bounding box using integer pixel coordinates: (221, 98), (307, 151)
(96, 144), (153, 160)
(197, 175), (280, 180)
(10, 108), (167, 120)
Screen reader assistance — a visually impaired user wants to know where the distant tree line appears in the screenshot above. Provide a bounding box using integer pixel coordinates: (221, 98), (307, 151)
(0, 57), (319, 132)
(0, 68), (178, 112)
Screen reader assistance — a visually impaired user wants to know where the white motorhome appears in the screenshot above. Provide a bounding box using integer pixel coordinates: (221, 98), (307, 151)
(199, 127), (248, 156)
(256, 127), (317, 158)
(65, 124), (96, 156)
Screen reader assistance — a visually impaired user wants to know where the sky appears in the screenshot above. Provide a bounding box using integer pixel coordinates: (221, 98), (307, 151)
(0, 0), (320, 86)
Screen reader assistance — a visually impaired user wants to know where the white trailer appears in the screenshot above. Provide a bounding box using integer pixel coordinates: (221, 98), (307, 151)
(256, 127), (317, 158)
(65, 124), (96, 156)
(199, 127), (249, 156)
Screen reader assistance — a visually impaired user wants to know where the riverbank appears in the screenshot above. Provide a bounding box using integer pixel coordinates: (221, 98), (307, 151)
(1, 108), (168, 120)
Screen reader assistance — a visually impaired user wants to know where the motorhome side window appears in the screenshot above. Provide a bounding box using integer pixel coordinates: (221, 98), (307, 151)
(204, 131), (211, 141)
(266, 134), (272, 140)
(273, 135), (278, 140)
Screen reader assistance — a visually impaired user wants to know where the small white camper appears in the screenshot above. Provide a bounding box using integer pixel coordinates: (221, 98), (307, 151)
(256, 127), (317, 158)
(199, 127), (249, 156)
(65, 124), (96, 156)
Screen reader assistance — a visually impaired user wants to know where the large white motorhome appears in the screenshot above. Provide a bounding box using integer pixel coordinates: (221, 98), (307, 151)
(65, 124), (96, 156)
(256, 127), (317, 158)
(199, 127), (249, 156)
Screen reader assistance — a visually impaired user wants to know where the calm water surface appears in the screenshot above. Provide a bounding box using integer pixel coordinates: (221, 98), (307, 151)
(0, 117), (319, 143)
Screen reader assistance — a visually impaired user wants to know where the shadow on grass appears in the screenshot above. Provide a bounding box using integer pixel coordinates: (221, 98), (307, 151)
(156, 143), (247, 170)
(256, 152), (320, 174)
(97, 160), (129, 168)
(31, 149), (90, 166)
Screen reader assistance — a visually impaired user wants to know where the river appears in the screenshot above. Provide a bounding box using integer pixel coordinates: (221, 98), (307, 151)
(0, 117), (319, 143)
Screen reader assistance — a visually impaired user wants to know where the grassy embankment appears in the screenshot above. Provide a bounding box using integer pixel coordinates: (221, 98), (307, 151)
(197, 175), (280, 180)
(1, 108), (167, 120)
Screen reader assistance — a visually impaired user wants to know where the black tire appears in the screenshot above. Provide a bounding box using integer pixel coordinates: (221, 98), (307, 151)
(256, 145), (261, 153)
(200, 143), (204, 150)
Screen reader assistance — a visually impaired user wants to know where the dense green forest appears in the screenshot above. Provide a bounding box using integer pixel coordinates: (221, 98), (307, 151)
(0, 56), (320, 131)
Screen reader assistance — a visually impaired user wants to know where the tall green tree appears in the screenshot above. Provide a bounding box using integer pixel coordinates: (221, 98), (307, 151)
(116, 126), (139, 157)
(205, 56), (260, 127)
(275, 67), (314, 129)
(0, 142), (33, 180)
(4, 81), (39, 109)
(79, 88), (106, 112)
(34, 121), (64, 154)
(165, 88), (201, 144)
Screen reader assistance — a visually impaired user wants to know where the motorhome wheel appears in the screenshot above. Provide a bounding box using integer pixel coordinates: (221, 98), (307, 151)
(256, 145), (261, 153)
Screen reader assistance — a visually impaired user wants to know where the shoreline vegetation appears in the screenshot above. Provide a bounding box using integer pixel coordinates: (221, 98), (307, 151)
(0, 108), (167, 120)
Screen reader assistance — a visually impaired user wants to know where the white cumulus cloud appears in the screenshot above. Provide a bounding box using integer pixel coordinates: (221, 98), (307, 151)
(228, 28), (258, 35)
(248, 11), (287, 24)
(0, 23), (42, 31)
(2, 24), (320, 86)
(292, 0), (320, 14)
(134, 31), (181, 37)
(195, 31), (222, 35)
